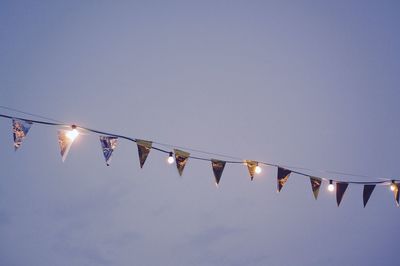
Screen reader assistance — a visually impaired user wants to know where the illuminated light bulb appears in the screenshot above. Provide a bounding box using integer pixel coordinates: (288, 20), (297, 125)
(167, 152), (175, 164)
(66, 128), (79, 141)
(328, 180), (335, 192)
(390, 181), (396, 191)
(255, 165), (262, 174)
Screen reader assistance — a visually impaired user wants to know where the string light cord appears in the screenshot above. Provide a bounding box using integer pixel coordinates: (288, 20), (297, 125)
(155, 140), (390, 180)
(0, 106), (391, 180)
(0, 113), (64, 127)
(77, 125), (171, 154)
(0, 105), (64, 124)
(153, 141), (244, 161)
(0, 112), (398, 186)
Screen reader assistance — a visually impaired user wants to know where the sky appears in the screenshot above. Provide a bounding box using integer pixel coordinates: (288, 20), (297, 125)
(1, 1), (399, 265)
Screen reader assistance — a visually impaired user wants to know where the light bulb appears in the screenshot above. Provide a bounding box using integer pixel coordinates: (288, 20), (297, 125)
(167, 152), (174, 164)
(390, 181), (396, 191)
(66, 128), (79, 141)
(255, 165), (262, 174)
(328, 180), (334, 192)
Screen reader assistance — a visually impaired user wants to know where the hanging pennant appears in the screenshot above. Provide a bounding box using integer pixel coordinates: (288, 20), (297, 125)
(245, 160), (258, 181)
(211, 159), (226, 185)
(136, 139), (152, 168)
(174, 149), (190, 176)
(309, 176), (322, 200)
(12, 119), (33, 150)
(277, 167), (291, 192)
(100, 136), (118, 166)
(58, 130), (73, 162)
(363, 184), (375, 208)
(336, 182), (349, 207)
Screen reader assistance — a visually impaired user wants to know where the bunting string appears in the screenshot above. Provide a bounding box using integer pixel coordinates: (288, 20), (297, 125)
(0, 107), (399, 207)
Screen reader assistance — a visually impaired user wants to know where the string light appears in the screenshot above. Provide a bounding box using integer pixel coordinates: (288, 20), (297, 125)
(1, 111), (399, 190)
(328, 180), (335, 192)
(167, 152), (175, 164)
(65, 125), (79, 141)
(255, 165), (262, 174)
(390, 180), (396, 191)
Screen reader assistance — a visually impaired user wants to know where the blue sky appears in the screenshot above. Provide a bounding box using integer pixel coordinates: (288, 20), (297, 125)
(1, 1), (399, 265)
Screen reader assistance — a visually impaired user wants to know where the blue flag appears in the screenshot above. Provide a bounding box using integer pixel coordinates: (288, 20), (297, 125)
(12, 119), (32, 150)
(100, 136), (118, 166)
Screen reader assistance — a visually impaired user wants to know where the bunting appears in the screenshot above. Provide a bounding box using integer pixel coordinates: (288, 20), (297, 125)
(309, 176), (322, 200)
(211, 159), (226, 185)
(100, 136), (118, 166)
(12, 119), (32, 150)
(136, 139), (152, 168)
(245, 160), (258, 181)
(277, 167), (291, 192)
(174, 149), (190, 176)
(336, 182), (349, 207)
(363, 185), (375, 208)
(58, 130), (73, 162)
(2, 111), (400, 208)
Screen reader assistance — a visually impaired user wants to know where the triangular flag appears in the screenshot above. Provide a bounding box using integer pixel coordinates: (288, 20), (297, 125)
(393, 183), (399, 207)
(12, 119), (32, 150)
(277, 167), (291, 192)
(245, 160), (257, 181)
(336, 182), (349, 207)
(100, 136), (118, 166)
(309, 176), (322, 200)
(363, 184), (375, 208)
(136, 139), (152, 168)
(211, 159), (226, 185)
(58, 130), (73, 162)
(174, 149), (190, 176)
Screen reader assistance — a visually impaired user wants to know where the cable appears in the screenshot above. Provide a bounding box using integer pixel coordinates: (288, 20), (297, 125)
(279, 164), (381, 179)
(0, 111), (398, 186)
(0, 105), (64, 124)
(0, 113), (64, 126)
(153, 141), (244, 161)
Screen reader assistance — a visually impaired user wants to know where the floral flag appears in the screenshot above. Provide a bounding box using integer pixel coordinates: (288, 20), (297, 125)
(174, 149), (190, 176)
(100, 136), (118, 166)
(136, 139), (152, 168)
(12, 119), (32, 150)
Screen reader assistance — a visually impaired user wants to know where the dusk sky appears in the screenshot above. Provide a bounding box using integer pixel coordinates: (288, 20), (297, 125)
(1, 1), (399, 265)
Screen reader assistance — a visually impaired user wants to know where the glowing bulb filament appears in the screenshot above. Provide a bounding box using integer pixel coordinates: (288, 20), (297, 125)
(390, 182), (396, 191)
(167, 152), (174, 164)
(328, 180), (334, 192)
(255, 165), (262, 174)
(66, 128), (79, 141)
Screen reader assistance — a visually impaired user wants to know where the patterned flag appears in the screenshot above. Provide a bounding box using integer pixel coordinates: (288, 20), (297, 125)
(336, 182), (349, 207)
(58, 130), (73, 162)
(174, 149), (190, 176)
(245, 160), (257, 181)
(363, 185), (375, 208)
(309, 176), (322, 200)
(100, 136), (118, 166)
(136, 139), (152, 168)
(277, 167), (291, 192)
(12, 119), (32, 150)
(211, 159), (226, 185)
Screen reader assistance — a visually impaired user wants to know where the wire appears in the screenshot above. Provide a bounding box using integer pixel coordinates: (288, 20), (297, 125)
(0, 105), (64, 124)
(0, 113), (63, 126)
(153, 141), (243, 161)
(0, 111), (398, 186)
(279, 164), (380, 179)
